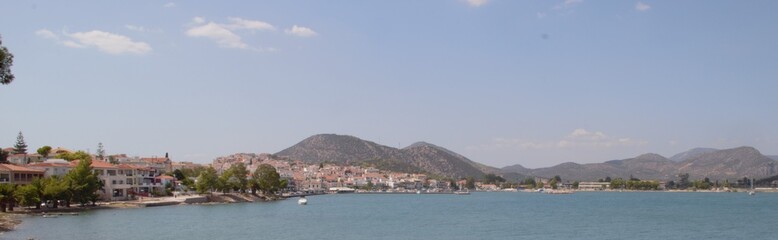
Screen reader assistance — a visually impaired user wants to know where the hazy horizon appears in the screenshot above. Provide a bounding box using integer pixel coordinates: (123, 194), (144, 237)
(1, 1), (776, 168)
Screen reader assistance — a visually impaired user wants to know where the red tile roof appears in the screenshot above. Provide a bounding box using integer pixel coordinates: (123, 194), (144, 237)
(0, 164), (46, 173)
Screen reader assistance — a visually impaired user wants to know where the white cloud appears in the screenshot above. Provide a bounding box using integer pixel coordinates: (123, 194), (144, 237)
(36, 28), (151, 55)
(35, 29), (58, 40)
(163, 2), (176, 8)
(466, 0), (488, 7)
(192, 17), (206, 24)
(62, 40), (85, 48)
(67, 31), (152, 55)
(554, 0), (583, 9)
(468, 128), (647, 151)
(635, 2), (651, 11)
(285, 25), (317, 37)
(186, 17), (280, 50)
(226, 17), (275, 31)
(536, 12), (547, 19)
(186, 22), (247, 49)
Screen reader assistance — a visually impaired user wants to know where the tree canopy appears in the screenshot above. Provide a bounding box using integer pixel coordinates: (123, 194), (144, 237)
(37, 146), (52, 158)
(13, 131), (27, 154)
(0, 36), (14, 85)
(195, 167), (218, 194)
(56, 150), (92, 161)
(254, 164), (282, 195)
(66, 158), (101, 206)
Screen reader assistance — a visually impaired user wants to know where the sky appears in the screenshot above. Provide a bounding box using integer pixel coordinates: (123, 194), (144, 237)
(1, 0), (777, 168)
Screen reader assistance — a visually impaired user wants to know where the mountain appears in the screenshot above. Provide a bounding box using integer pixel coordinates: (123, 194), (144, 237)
(669, 148), (719, 162)
(275, 134), (495, 178)
(676, 146), (777, 179)
(501, 147), (778, 181)
(768, 155), (778, 161)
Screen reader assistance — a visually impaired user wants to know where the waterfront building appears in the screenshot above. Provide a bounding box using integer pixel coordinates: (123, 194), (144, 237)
(0, 164), (45, 185)
(578, 182), (611, 191)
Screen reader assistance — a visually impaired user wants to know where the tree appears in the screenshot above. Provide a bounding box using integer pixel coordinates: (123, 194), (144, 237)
(96, 142), (105, 160)
(677, 173), (690, 190)
(666, 180), (676, 189)
(255, 164), (281, 195)
(0, 184), (16, 212)
(549, 178), (558, 190)
(522, 177), (536, 188)
(42, 176), (69, 208)
(56, 150), (92, 161)
(13, 131), (27, 154)
(0, 149), (8, 164)
(226, 163), (249, 193)
(572, 181), (580, 189)
(66, 159), (101, 206)
(196, 167), (218, 194)
(173, 169), (186, 181)
(0, 36), (14, 85)
(37, 146), (52, 159)
(465, 177), (476, 190)
(15, 184), (40, 209)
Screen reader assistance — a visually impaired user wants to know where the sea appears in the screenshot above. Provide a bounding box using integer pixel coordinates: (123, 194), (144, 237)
(3, 192), (775, 240)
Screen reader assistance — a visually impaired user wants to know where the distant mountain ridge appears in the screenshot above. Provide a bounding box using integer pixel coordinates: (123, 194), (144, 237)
(275, 134), (495, 178)
(501, 146), (778, 181)
(669, 148), (718, 162)
(274, 134), (778, 181)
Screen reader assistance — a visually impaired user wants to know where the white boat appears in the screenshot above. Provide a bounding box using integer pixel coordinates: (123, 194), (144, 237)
(454, 190), (470, 195)
(298, 196), (308, 205)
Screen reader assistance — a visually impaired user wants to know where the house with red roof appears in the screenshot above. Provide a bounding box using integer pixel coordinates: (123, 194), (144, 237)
(0, 164), (45, 185)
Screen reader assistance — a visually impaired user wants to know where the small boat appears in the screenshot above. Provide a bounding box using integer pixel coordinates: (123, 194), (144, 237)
(454, 190), (470, 195)
(42, 214), (58, 218)
(416, 190), (421, 194)
(298, 196), (308, 205)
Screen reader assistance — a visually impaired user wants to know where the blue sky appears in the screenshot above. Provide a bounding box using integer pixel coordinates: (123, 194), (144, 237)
(1, 0), (776, 168)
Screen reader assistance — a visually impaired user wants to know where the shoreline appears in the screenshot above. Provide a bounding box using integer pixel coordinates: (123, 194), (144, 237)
(0, 193), (287, 233)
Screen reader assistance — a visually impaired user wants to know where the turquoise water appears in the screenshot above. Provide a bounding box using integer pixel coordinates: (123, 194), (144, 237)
(3, 192), (776, 240)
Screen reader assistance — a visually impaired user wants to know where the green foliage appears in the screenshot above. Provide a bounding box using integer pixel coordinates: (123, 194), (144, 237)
(465, 177), (476, 190)
(610, 178), (626, 189)
(666, 180), (676, 189)
(195, 167), (218, 194)
(37, 146), (52, 158)
(96, 142), (105, 160)
(173, 169), (186, 181)
(677, 173), (690, 190)
(13, 131), (27, 154)
(254, 164), (282, 195)
(483, 174), (506, 184)
(572, 181), (580, 189)
(56, 151), (92, 161)
(692, 179), (712, 190)
(0, 184), (16, 212)
(522, 177), (536, 188)
(0, 149), (8, 163)
(42, 176), (69, 208)
(0, 36), (14, 85)
(66, 158), (101, 206)
(626, 180), (660, 190)
(224, 163), (249, 193)
(15, 184), (40, 208)
(549, 178), (558, 189)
